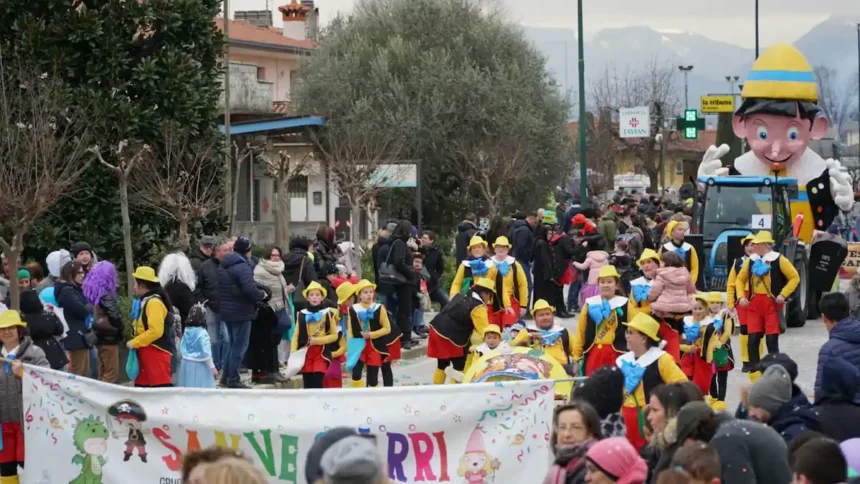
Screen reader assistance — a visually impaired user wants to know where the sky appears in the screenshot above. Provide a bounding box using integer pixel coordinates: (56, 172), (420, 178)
(230, 0), (860, 47)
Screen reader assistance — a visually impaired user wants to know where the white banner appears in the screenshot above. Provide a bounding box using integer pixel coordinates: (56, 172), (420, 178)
(22, 366), (554, 484)
(619, 106), (651, 138)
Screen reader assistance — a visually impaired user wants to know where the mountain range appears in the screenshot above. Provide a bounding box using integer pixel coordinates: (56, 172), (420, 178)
(522, 15), (860, 118)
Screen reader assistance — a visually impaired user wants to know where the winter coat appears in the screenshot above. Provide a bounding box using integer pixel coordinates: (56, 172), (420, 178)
(371, 235), (391, 285)
(814, 357), (860, 442)
(816, 316), (860, 403)
(768, 393), (821, 443)
(20, 290), (67, 370)
(550, 234), (577, 280)
(165, 280), (196, 326)
(709, 415), (791, 484)
(94, 293), (124, 346)
(648, 267), (695, 314)
(216, 252), (265, 323)
(510, 220), (535, 263)
(55, 281), (93, 351)
(194, 257), (220, 313)
(188, 246), (210, 276)
(0, 337), (48, 425)
(422, 244), (445, 292)
(573, 251), (609, 285)
(254, 259), (288, 311)
(455, 221), (478, 265)
(597, 212), (618, 248)
(283, 248), (317, 288)
(377, 237), (414, 296)
(312, 239), (343, 275)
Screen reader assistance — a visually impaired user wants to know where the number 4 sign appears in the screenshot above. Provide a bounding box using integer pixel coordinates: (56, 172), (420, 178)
(751, 214), (772, 229)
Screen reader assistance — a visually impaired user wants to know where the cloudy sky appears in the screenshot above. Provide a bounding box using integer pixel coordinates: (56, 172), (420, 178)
(231, 0), (860, 46)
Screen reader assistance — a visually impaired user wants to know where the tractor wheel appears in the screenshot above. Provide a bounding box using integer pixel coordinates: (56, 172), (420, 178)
(786, 252), (808, 328)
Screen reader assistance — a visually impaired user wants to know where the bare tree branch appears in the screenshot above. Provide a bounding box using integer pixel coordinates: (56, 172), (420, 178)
(256, 148), (314, 247)
(815, 65), (860, 141)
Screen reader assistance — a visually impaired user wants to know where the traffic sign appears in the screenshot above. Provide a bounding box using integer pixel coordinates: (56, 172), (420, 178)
(676, 109), (706, 139)
(619, 106), (650, 138)
(701, 95), (735, 113)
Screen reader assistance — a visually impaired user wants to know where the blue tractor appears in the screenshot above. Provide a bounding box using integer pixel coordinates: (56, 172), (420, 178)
(692, 175), (816, 328)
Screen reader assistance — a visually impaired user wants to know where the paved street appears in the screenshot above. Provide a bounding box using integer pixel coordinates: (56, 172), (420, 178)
(390, 315), (829, 412)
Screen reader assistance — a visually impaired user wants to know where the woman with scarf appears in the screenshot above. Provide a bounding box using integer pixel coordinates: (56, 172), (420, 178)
(81, 261), (124, 382)
(544, 402), (602, 484)
(251, 246), (291, 384)
(616, 312), (687, 451)
(450, 236), (491, 297)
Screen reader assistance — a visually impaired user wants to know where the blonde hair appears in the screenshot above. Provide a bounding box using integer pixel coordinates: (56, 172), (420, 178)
(202, 457), (267, 484)
(457, 452), (493, 477)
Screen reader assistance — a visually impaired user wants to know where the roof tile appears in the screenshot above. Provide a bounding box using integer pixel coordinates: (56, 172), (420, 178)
(215, 18), (315, 50)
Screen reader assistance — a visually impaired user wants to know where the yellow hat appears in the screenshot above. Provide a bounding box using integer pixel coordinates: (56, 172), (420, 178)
(467, 236), (488, 250)
(483, 324), (502, 337)
(637, 248), (660, 267)
(742, 234), (755, 244)
(542, 212), (558, 225)
(0, 310), (25, 330)
(752, 230), (775, 244)
(473, 277), (496, 294)
(624, 312), (661, 342)
(302, 280), (328, 299)
(492, 236), (512, 248)
(741, 44), (817, 102)
(693, 293), (710, 306)
(597, 265), (621, 280)
(531, 299), (555, 316)
(352, 279), (376, 298)
(706, 292), (724, 305)
(336, 282), (357, 305)
(132, 266), (159, 284)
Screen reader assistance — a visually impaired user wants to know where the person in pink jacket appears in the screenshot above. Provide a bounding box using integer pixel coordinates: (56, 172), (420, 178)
(648, 251), (696, 316)
(573, 250), (608, 306)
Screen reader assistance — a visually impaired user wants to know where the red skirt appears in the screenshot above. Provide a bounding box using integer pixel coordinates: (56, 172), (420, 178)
(658, 321), (681, 364)
(685, 352), (714, 396)
(584, 343), (620, 376)
(386, 339), (401, 362)
(302, 345), (330, 374)
(488, 296), (520, 328)
(622, 405), (647, 451)
(427, 327), (465, 360)
(0, 423), (23, 464)
(323, 356), (343, 388)
(135, 344), (172, 387)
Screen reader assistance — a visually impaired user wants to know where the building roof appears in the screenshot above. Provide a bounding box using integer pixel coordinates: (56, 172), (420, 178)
(566, 121), (717, 153)
(215, 17), (315, 53)
(220, 115), (326, 135)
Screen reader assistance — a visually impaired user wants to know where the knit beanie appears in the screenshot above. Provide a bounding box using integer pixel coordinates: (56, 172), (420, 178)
(304, 427), (358, 484)
(70, 242), (92, 258)
(585, 437), (648, 484)
(46, 250), (71, 279)
(17, 269), (30, 280)
(760, 353), (798, 382)
(572, 365), (624, 419)
(233, 236), (252, 254)
(747, 364), (793, 415)
(320, 436), (384, 484)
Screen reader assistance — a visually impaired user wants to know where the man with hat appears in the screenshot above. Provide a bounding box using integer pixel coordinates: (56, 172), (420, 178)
(745, 364), (821, 443)
(70, 242), (95, 274)
(486, 236), (528, 328)
(727, 233), (763, 373)
(736, 230), (800, 382)
(188, 235), (215, 276)
(512, 299), (576, 373)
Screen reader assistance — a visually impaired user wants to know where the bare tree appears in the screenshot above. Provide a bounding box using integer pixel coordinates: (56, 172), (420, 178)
(589, 60), (681, 191)
(456, 134), (529, 216)
(309, 121), (404, 261)
(92, 141), (148, 297)
(815, 65), (860, 141)
(256, 148), (313, 248)
(132, 123), (224, 251)
(0, 63), (92, 309)
(572, 109), (619, 196)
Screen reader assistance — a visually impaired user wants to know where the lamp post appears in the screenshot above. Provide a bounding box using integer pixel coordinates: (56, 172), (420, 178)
(856, 24), (859, 130)
(577, 0), (588, 208)
(755, 0), (760, 59)
(678, 65), (694, 111)
(726, 75), (740, 102)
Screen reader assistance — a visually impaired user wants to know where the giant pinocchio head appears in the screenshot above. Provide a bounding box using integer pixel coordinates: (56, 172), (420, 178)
(733, 44), (828, 173)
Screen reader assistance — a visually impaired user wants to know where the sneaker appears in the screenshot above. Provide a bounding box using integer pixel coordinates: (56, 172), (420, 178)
(226, 381), (251, 389)
(269, 372), (290, 383)
(414, 331), (428, 340)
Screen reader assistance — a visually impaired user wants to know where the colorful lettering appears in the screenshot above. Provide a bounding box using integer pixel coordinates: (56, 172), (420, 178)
(409, 432), (436, 481)
(278, 434), (299, 481)
(214, 431), (242, 450)
(245, 429), (277, 476)
(387, 432), (410, 482)
(153, 428), (182, 472)
(433, 431), (450, 481)
(186, 430), (201, 454)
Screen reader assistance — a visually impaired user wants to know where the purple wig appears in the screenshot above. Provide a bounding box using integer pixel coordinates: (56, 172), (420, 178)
(82, 261), (118, 306)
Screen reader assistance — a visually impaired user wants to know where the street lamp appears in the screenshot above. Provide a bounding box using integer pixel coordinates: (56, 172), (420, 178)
(856, 23), (859, 129)
(755, 0), (760, 59)
(726, 75), (740, 101)
(679, 65), (694, 111)
(577, 0), (587, 208)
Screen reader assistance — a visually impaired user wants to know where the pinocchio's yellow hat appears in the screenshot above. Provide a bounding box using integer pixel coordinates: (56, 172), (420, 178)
(693, 293), (710, 306)
(741, 44), (817, 102)
(706, 292), (724, 305)
(473, 278), (496, 294)
(531, 299), (555, 316)
(336, 282), (357, 305)
(302, 280), (328, 299)
(597, 265), (620, 280)
(637, 248), (660, 267)
(483, 324), (502, 337)
(624, 312), (661, 342)
(742, 234), (755, 244)
(467, 236), (488, 250)
(492, 236), (512, 248)
(752, 230), (775, 244)
(0, 310), (25, 329)
(352, 279), (376, 298)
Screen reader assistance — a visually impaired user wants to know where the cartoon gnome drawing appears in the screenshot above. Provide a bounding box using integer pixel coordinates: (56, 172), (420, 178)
(457, 428), (500, 484)
(106, 400), (149, 463)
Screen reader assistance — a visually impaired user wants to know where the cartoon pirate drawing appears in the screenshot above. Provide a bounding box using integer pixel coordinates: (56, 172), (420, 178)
(698, 43), (854, 243)
(106, 400), (149, 463)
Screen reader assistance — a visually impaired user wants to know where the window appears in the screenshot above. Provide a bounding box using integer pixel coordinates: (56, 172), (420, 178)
(257, 66), (266, 81)
(288, 176), (308, 198)
(675, 162), (683, 175)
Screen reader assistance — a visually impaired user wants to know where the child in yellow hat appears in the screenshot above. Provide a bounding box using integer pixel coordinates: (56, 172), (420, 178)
(680, 295), (717, 397)
(658, 220), (699, 286)
(450, 236), (491, 297)
(705, 292), (733, 411)
(474, 324), (510, 358)
(322, 283), (358, 389)
(513, 299), (577, 374)
(571, 265), (634, 377)
(485, 236), (528, 328)
(291, 281), (338, 389)
(629, 248), (660, 315)
(728, 234), (762, 373)
(347, 280), (402, 388)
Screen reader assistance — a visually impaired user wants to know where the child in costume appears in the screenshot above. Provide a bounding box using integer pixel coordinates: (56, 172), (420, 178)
(514, 299), (576, 374)
(348, 280), (401, 388)
(292, 281), (338, 389)
(572, 249), (609, 307)
(706, 292), (734, 412)
(658, 220), (699, 286)
(572, 266), (632, 376)
(428, 278), (493, 384)
(736, 230), (800, 382)
(326, 282), (357, 389)
(450, 236), (491, 297)
(727, 234), (763, 373)
(473, 324), (511, 358)
(616, 312), (687, 451)
(680, 295), (717, 396)
(649, 251), (696, 316)
(177, 303), (216, 388)
(486, 236), (528, 328)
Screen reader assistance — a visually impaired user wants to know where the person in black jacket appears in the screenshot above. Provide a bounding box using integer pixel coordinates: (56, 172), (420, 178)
(510, 212), (538, 309)
(195, 241), (228, 370)
(283, 236), (318, 313)
(158, 253), (198, 327)
(532, 224), (558, 309)
(81, 261), (124, 383)
(55, 261), (93, 377)
(420, 231), (448, 307)
(454, 215), (478, 265)
(385, 220), (418, 350)
(20, 289), (67, 370)
(188, 235), (214, 275)
(814, 357), (860, 442)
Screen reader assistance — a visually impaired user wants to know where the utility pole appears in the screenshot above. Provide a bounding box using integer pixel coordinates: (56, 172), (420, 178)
(577, 0), (587, 208)
(856, 24), (859, 131)
(678, 65), (694, 111)
(223, 0), (233, 221)
(755, 0), (760, 59)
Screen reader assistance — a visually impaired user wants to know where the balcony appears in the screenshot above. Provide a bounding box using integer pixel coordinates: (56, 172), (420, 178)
(218, 61), (273, 115)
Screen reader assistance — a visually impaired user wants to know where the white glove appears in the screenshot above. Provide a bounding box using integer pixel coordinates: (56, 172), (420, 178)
(826, 159), (854, 211)
(697, 144), (731, 177)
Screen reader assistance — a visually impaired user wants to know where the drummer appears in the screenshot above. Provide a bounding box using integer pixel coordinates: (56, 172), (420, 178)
(512, 299), (576, 374)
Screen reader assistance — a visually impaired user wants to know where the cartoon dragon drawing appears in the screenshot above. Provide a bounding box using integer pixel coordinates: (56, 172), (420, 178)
(70, 415), (109, 484)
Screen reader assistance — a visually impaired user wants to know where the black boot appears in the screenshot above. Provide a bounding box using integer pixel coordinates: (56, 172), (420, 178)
(741, 362), (752, 373)
(765, 334), (779, 354)
(123, 452), (132, 462)
(140, 453), (147, 463)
